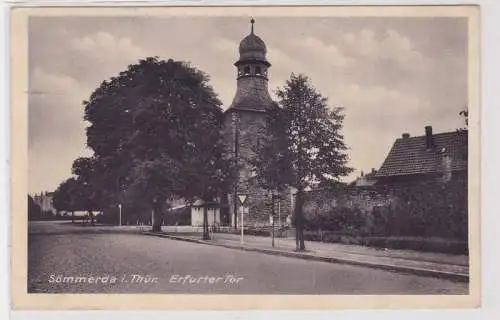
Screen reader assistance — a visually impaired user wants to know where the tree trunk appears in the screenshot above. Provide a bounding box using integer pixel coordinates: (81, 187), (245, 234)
(295, 226), (299, 250)
(203, 204), (210, 240)
(87, 210), (95, 226)
(233, 190), (238, 230)
(294, 189), (306, 251)
(152, 201), (163, 233)
(152, 210), (162, 232)
(71, 211), (74, 223)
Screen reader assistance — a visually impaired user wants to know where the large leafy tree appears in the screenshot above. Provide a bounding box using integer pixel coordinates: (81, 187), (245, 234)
(254, 74), (353, 251)
(82, 57), (232, 233)
(28, 195), (42, 220)
(178, 111), (234, 239)
(52, 177), (80, 222)
(71, 157), (111, 225)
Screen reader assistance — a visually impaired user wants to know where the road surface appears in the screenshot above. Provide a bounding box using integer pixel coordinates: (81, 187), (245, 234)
(28, 221), (468, 294)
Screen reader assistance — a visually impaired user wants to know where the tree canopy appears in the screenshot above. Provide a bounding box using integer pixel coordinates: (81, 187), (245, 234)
(79, 57), (233, 231)
(52, 177), (79, 214)
(28, 195), (42, 220)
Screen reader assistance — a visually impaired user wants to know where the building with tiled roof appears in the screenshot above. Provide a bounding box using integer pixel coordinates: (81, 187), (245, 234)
(374, 126), (468, 185)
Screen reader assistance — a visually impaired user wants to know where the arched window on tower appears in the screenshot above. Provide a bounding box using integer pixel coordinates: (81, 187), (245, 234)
(244, 66), (250, 75)
(255, 66), (262, 75)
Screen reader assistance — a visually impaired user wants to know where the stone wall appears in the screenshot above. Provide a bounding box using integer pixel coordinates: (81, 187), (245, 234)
(303, 186), (396, 220)
(302, 176), (468, 239)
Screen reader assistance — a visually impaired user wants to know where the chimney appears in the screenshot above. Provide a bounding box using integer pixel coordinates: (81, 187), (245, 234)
(402, 133), (410, 139)
(371, 168), (376, 174)
(425, 126), (434, 149)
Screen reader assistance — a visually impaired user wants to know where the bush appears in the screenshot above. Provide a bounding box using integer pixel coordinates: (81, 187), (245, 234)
(216, 227), (271, 237)
(304, 206), (365, 233)
(303, 230), (468, 254)
(361, 236), (468, 255)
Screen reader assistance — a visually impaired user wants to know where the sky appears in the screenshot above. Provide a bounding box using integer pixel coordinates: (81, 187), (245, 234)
(28, 16), (468, 194)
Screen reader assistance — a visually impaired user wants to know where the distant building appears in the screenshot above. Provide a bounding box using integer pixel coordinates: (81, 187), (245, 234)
(32, 191), (56, 215)
(350, 168), (378, 187)
(374, 126), (468, 185)
(190, 200), (221, 227)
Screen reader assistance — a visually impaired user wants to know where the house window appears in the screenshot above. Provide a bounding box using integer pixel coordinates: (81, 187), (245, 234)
(244, 66), (250, 75)
(255, 66), (262, 75)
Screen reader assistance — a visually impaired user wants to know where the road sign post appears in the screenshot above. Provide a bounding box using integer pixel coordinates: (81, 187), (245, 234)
(240, 206), (244, 244)
(270, 214), (275, 248)
(238, 195), (248, 244)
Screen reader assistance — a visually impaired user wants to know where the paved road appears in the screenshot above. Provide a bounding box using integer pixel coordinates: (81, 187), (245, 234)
(28, 221), (468, 294)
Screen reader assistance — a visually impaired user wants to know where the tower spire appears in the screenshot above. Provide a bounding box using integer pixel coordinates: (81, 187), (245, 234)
(250, 17), (255, 34)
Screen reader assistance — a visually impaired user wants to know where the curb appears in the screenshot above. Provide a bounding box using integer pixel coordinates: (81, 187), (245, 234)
(143, 232), (469, 283)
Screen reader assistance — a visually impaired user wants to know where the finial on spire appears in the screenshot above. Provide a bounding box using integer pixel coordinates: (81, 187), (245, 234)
(250, 17), (255, 34)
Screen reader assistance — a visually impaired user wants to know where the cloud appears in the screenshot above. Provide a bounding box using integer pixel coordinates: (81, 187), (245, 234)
(342, 28), (426, 71)
(29, 68), (92, 193)
(70, 31), (145, 59)
(288, 36), (352, 68)
(210, 37), (237, 55)
(31, 67), (79, 95)
(29, 67), (88, 142)
(336, 83), (430, 122)
(67, 31), (148, 88)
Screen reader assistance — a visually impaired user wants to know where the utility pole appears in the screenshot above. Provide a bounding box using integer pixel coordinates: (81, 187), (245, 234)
(271, 192), (275, 248)
(232, 112), (239, 230)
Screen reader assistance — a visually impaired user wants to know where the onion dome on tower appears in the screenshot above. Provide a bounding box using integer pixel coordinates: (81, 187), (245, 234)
(237, 19), (268, 63)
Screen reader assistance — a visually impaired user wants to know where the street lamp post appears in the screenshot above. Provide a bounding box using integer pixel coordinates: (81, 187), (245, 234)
(278, 197), (281, 230)
(118, 204), (122, 227)
(269, 191), (276, 248)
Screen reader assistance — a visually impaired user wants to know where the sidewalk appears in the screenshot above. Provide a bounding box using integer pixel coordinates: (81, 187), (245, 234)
(143, 230), (469, 282)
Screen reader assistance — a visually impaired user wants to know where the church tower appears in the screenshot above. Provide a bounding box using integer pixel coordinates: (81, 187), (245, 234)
(224, 19), (290, 228)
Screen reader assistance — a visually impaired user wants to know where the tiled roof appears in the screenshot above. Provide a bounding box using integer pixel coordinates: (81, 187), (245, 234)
(375, 130), (468, 178)
(226, 78), (275, 113)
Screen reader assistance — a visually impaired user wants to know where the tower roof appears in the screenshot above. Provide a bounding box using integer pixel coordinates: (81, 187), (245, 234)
(226, 18), (275, 114)
(237, 18), (268, 63)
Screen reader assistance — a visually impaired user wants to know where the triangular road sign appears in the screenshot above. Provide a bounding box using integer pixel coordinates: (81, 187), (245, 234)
(238, 195), (248, 205)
